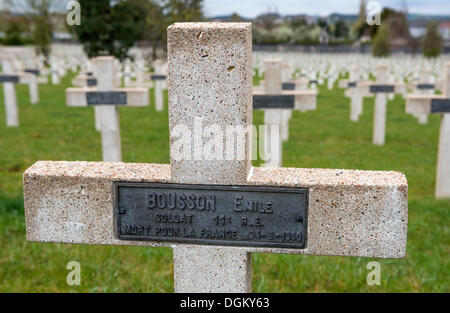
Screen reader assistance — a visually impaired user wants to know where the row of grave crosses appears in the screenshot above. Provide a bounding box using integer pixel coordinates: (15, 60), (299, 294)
(253, 59), (318, 167)
(23, 23), (408, 293)
(66, 57), (149, 162)
(406, 62), (450, 199)
(340, 62), (450, 199)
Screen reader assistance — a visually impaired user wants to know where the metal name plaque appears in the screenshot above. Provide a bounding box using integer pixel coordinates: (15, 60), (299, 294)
(431, 99), (450, 113)
(253, 95), (295, 109)
(309, 80), (318, 84)
(114, 182), (309, 249)
(417, 83), (435, 90)
(0, 75), (19, 83)
(282, 82), (295, 90)
(370, 85), (394, 93)
(348, 82), (356, 88)
(86, 91), (127, 105)
(151, 74), (166, 80)
(24, 69), (40, 76)
(87, 78), (97, 86)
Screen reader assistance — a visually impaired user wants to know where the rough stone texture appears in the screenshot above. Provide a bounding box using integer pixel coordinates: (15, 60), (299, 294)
(173, 245), (251, 293)
(24, 23), (409, 294)
(24, 160), (408, 259)
(168, 22), (253, 293)
(167, 23), (253, 185)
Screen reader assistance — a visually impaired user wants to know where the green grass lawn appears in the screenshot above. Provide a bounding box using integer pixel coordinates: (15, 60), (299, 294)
(0, 71), (448, 292)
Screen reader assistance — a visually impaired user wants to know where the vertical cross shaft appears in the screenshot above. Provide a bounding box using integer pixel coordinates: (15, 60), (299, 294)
(436, 62), (450, 198)
(373, 65), (388, 145)
(350, 66), (362, 122)
(263, 59), (282, 167)
(1, 56), (19, 127)
(168, 23), (253, 293)
(94, 57), (122, 162)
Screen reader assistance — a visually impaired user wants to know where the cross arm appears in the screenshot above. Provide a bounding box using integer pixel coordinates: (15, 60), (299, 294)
(0, 72), (33, 84)
(24, 161), (408, 258)
(406, 94), (447, 115)
(66, 87), (149, 107)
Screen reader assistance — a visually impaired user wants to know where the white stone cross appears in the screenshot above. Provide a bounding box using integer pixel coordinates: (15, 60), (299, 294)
(405, 67), (436, 125)
(253, 59), (317, 167)
(24, 23), (408, 293)
(66, 56), (149, 162)
(1, 56), (40, 126)
(21, 68), (40, 104)
(151, 59), (167, 112)
(346, 65), (397, 145)
(406, 62), (450, 199)
(50, 57), (60, 85)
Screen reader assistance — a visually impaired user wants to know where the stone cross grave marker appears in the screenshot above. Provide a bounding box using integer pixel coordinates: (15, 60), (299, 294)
(24, 23), (408, 293)
(72, 63), (121, 132)
(253, 59), (317, 167)
(344, 66), (406, 126)
(150, 60), (167, 112)
(406, 62), (450, 199)
(1, 56), (39, 126)
(348, 65), (396, 145)
(406, 67), (435, 125)
(66, 56), (149, 162)
(50, 57), (60, 85)
(22, 68), (40, 104)
(344, 65), (363, 122)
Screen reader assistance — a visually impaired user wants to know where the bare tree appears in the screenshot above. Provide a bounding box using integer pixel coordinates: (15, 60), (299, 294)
(3, 0), (67, 64)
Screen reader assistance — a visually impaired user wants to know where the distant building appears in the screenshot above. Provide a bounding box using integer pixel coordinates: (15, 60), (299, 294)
(439, 21), (450, 41)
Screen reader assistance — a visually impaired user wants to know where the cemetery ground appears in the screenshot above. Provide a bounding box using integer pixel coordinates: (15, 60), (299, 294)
(0, 70), (448, 293)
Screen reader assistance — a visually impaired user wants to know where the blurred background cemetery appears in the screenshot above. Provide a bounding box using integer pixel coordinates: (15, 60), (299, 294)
(0, 0), (448, 292)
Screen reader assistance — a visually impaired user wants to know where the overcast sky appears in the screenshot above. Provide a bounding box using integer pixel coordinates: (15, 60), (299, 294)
(203, 0), (450, 18)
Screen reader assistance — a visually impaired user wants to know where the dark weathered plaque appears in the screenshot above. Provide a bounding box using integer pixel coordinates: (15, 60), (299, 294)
(114, 182), (308, 249)
(24, 69), (40, 76)
(309, 80), (318, 84)
(86, 91), (127, 105)
(417, 83), (435, 90)
(370, 85), (394, 93)
(253, 95), (295, 109)
(431, 99), (450, 113)
(86, 72), (93, 76)
(0, 75), (19, 83)
(282, 82), (295, 90)
(87, 78), (97, 86)
(348, 82), (356, 88)
(151, 74), (166, 80)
